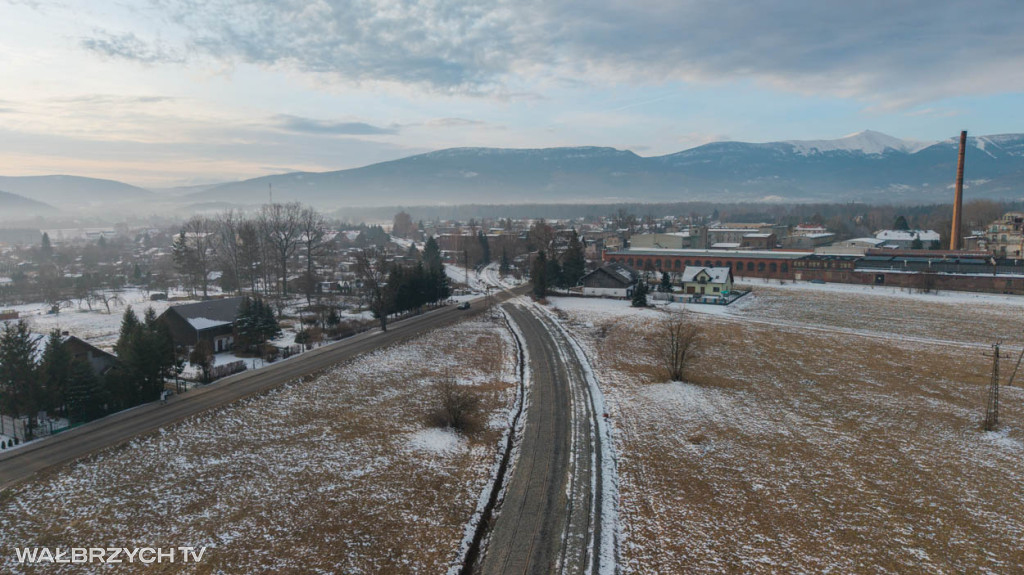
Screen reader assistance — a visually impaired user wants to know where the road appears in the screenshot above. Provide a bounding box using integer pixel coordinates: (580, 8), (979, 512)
(479, 302), (610, 575)
(0, 289), (524, 491)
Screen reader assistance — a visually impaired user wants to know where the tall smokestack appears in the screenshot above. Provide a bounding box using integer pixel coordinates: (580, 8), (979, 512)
(949, 130), (967, 251)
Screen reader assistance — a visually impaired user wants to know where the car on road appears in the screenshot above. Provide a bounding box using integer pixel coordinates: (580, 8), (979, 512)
(457, 301), (471, 310)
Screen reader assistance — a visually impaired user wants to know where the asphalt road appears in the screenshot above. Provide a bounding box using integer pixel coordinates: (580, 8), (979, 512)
(0, 289), (524, 492)
(479, 303), (604, 575)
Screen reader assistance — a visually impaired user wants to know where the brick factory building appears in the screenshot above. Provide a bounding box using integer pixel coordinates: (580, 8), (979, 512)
(603, 248), (811, 280)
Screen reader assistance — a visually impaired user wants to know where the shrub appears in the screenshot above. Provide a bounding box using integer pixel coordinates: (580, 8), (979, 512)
(427, 377), (482, 434)
(261, 344), (280, 363)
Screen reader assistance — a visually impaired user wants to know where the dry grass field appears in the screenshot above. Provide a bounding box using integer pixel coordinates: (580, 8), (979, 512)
(551, 287), (1024, 574)
(0, 317), (517, 574)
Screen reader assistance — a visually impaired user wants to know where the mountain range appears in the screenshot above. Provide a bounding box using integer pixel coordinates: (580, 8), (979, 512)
(0, 190), (56, 219)
(3, 131), (1024, 212)
(189, 130), (1024, 207)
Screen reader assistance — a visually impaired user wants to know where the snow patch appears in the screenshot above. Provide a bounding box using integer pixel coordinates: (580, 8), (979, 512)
(407, 428), (467, 455)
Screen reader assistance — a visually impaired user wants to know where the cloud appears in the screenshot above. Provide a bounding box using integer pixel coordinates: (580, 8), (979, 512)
(69, 1), (1024, 107)
(274, 115), (397, 136)
(80, 31), (184, 65)
(425, 117), (486, 128)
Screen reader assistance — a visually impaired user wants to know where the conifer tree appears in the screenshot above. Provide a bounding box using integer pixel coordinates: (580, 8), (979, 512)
(632, 280), (649, 307)
(499, 248), (511, 276)
(0, 320), (40, 434)
(39, 329), (72, 416)
(66, 358), (104, 423)
(561, 229), (586, 287)
(532, 251), (548, 298)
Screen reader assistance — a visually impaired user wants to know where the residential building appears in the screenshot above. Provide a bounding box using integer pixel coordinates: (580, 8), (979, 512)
(579, 262), (637, 298)
(680, 266), (734, 295)
(157, 297), (245, 352)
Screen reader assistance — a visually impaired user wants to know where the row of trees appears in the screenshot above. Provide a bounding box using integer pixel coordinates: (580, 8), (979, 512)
(0, 306), (180, 437)
(0, 323), (101, 433)
(355, 237), (452, 331)
(173, 203), (331, 302)
(530, 230), (587, 298)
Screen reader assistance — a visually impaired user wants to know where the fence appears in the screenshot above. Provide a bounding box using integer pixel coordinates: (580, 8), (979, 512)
(210, 360), (247, 380)
(0, 414), (68, 442)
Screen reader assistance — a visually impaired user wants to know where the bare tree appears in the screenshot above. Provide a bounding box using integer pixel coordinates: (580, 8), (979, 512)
(299, 206), (328, 306)
(237, 218), (263, 294)
(354, 247), (391, 332)
(214, 210), (244, 295)
(659, 309), (701, 381)
(89, 290), (125, 314)
(259, 203), (303, 297)
(174, 216), (216, 298)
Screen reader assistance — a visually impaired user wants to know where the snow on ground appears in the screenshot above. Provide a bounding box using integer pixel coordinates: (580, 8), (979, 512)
(0, 316), (519, 575)
(550, 278), (1024, 349)
(445, 263), (488, 293)
(407, 428), (467, 455)
(736, 276), (1024, 307)
(481, 262), (525, 290)
(3, 288), (200, 349)
(551, 287), (1024, 573)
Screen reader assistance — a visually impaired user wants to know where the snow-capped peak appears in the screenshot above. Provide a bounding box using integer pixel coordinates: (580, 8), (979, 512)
(784, 130), (935, 156)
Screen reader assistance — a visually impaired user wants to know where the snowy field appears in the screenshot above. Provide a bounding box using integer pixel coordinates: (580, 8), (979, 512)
(0, 317), (519, 574)
(549, 289), (1024, 574)
(2, 288), (201, 350)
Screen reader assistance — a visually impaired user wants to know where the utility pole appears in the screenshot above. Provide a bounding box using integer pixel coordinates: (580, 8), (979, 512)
(984, 343), (1000, 431)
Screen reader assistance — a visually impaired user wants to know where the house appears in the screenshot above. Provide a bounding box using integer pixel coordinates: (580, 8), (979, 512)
(157, 297), (244, 353)
(681, 266), (733, 296)
(580, 262), (637, 298)
(29, 332), (117, 377)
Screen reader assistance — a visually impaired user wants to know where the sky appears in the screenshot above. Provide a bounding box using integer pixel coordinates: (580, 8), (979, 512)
(0, 0), (1022, 188)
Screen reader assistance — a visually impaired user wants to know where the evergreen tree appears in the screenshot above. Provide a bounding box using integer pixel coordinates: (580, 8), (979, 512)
(561, 229), (586, 287)
(0, 321), (40, 434)
(546, 257), (564, 290)
(66, 358), (104, 423)
(423, 236), (443, 274)
(477, 231), (491, 265)
(39, 329), (72, 417)
(108, 306), (177, 408)
(632, 280), (649, 307)
(911, 235), (924, 250)
(660, 271), (672, 293)
(259, 300), (281, 342)
(532, 251), (548, 298)
(40, 232), (53, 261)
(326, 307), (341, 328)
(234, 296), (256, 351)
(893, 215), (910, 230)
(499, 248), (511, 276)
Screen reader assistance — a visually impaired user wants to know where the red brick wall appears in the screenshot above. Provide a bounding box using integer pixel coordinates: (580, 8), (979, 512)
(603, 252), (800, 279)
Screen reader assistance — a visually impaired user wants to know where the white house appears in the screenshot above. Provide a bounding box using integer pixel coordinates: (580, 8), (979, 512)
(681, 266), (734, 296)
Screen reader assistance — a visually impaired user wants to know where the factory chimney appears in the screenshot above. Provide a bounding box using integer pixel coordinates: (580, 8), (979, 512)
(949, 130), (967, 251)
